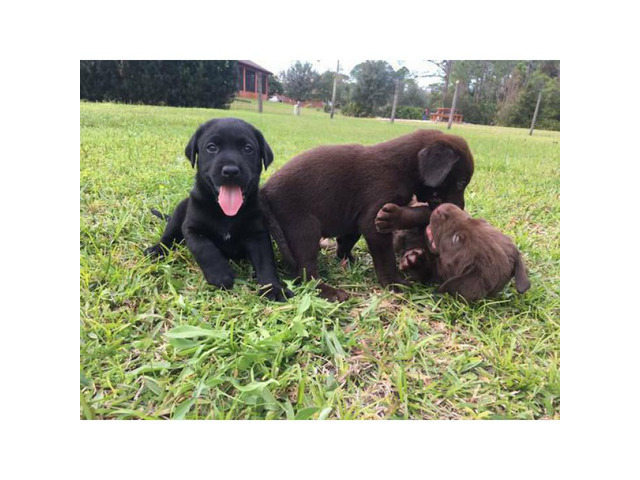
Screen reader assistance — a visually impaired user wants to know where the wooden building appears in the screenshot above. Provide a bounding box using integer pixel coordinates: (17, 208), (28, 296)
(237, 60), (271, 100)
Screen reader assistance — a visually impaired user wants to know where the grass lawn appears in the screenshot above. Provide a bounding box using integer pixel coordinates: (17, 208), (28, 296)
(80, 99), (560, 420)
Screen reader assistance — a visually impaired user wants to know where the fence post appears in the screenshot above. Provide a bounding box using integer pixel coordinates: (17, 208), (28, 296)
(529, 90), (542, 135)
(330, 60), (339, 119)
(257, 72), (263, 113)
(447, 80), (460, 130)
(390, 77), (401, 123)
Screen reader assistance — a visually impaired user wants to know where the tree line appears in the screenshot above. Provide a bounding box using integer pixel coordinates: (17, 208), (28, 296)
(80, 60), (559, 130)
(80, 60), (238, 109)
(273, 60), (560, 130)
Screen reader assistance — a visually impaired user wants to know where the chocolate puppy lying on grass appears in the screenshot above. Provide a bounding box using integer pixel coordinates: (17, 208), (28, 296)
(390, 203), (531, 302)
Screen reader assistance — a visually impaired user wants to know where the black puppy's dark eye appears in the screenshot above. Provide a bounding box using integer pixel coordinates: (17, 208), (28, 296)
(457, 179), (467, 191)
(243, 144), (254, 154)
(206, 143), (218, 153)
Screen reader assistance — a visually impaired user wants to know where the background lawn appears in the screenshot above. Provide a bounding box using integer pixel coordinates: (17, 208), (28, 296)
(80, 100), (559, 419)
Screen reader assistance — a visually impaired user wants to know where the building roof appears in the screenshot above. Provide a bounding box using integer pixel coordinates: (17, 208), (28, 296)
(237, 60), (272, 75)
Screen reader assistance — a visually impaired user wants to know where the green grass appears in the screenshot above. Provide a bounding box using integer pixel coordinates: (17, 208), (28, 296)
(80, 100), (559, 420)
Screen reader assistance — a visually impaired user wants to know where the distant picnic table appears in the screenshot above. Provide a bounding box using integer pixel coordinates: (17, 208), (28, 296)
(430, 107), (463, 123)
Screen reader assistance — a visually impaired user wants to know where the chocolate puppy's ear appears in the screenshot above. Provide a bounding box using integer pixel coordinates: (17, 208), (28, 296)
(252, 126), (274, 169)
(418, 143), (459, 187)
(450, 231), (465, 249)
(513, 252), (531, 294)
(438, 262), (486, 302)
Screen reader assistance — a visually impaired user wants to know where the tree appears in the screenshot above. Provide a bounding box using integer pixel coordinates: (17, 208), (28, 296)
(427, 60), (454, 106)
(281, 61), (319, 101)
(268, 75), (284, 96)
(496, 63), (527, 125)
(501, 69), (560, 130)
(419, 60), (559, 130)
(313, 70), (347, 103)
(348, 60), (396, 116)
(315, 70), (336, 102)
(446, 60), (519, 124)
(399, 78), (428, 108)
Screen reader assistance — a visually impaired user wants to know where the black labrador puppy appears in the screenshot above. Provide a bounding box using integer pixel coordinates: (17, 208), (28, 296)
(145, 118), (292, 302)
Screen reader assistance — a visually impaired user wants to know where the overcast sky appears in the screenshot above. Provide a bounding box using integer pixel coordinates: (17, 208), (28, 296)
(253, 59), (443, 87)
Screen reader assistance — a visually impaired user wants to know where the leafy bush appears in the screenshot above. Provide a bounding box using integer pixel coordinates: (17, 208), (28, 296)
(341, 101), (369, 117)
(80, 60), (238, 109)
(381, 105), (424, 120)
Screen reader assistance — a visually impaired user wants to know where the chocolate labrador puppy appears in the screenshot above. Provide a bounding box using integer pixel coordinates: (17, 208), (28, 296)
(394, 203), (531, 302)
(144, 118), (292, 302)
(260, 129), (474, 301)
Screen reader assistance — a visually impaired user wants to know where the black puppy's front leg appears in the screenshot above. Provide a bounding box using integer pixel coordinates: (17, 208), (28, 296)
(183, 227), (235, 289)
(244, 232), (294, 302)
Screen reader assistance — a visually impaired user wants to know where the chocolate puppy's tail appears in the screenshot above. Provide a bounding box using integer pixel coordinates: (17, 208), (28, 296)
(150, 208), (171, 221)
(513, 252), (531, 294)
(259, 190), (297, 272)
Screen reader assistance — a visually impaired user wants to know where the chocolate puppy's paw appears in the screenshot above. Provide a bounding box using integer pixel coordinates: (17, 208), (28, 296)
(319, 238), (334, 250)
(378, 274), (411, 292)
(336, 250), (356, 263)
(399, 248), (426, 271)
(260, 283), (295, 302)
(318, 283), (350, 302)
(338, 252), (356, 269)
(375, 203), (403, 233)
(387, 278), (411, 292)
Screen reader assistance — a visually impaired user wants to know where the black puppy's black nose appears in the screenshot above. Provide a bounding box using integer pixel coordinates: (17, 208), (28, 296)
(222, 165), (240, 177)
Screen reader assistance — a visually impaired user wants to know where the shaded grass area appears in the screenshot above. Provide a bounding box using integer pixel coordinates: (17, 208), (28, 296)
(80, 101), (559, 419)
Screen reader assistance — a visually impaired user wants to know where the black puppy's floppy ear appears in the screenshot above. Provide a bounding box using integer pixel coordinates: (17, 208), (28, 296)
(418, 143), (460, 187)
(252, 126), (274, 169)
(185, 129), (200, 168)
(185, 120), (215, 168)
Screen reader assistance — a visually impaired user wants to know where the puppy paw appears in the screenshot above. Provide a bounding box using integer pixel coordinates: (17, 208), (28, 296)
(205, 269), (235, 290)
(375, 203), (403, 233)
(399, 248), (426, 271)
(336, 250), (355, 263)
(260, 283), (295, 302)
(338, 252), (356, 269)
(382, 277), (411, 292)
(318, 284), (350, 302)
(319, 238), (334, 250)
(144, 244), (166, 259)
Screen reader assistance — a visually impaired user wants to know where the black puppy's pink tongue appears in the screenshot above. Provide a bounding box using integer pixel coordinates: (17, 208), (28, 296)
(218, 185), (243, 216)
